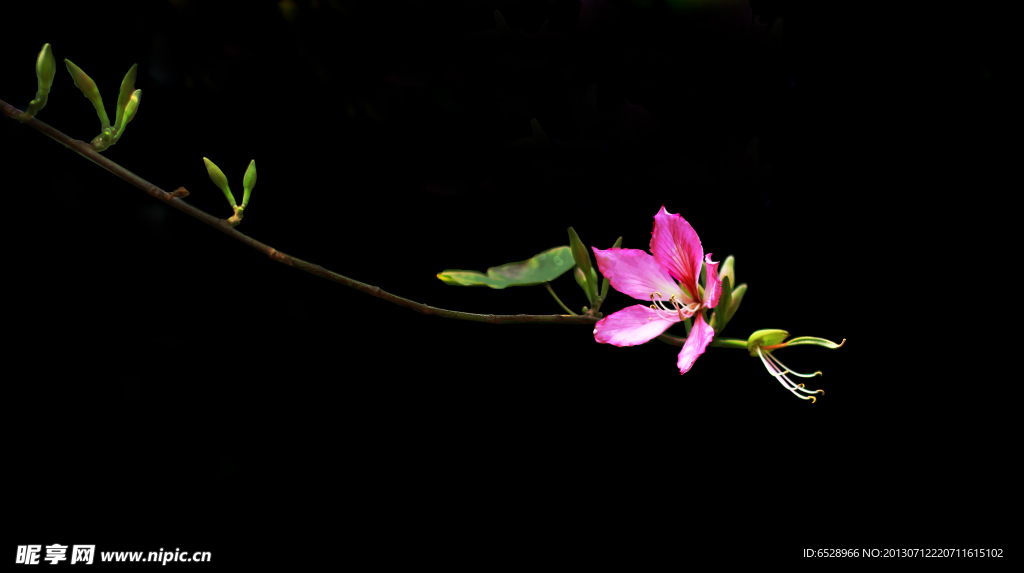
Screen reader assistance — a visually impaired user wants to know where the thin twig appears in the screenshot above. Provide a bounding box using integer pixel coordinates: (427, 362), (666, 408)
(1, 96), (752, 345)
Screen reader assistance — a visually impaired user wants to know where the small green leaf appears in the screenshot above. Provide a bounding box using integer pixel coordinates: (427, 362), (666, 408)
(242, 160), (257, 208)
(65, 58), (110, 129)
(437, 246), (574, 289)
(726, 283), (746, 324)
(203, 157), (236, 207)
(567, 227), (598, 304)
(599, 236), (622, 300)
(113, 63), (138, 134)
(747, 329), (790, 357)
(574, 266), (592, 305)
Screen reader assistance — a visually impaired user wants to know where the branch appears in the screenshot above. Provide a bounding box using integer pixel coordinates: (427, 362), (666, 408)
(1, 96), (755, 347)
(2, 97), (599, 325)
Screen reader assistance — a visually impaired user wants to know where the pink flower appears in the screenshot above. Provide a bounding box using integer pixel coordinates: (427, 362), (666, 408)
(592, 206), (722, 374)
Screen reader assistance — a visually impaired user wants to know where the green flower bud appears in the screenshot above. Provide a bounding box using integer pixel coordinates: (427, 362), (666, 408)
(203, 157), (236, 207)
(114, 64), (138, 134)
(574, 266), (592, 305)
(568, 226), (597, 304)
(718, 256), (735, 295)
(65, 59), (110, 129)
(24, 43), (56, 118)
(242, 160), (256, 208)
(725, 283), (746, 325)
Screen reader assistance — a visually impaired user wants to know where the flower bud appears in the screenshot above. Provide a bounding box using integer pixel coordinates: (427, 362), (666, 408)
(65, 58), (110, 128)
(203, 157), (237, 207)
(24, 43), (56, 118)
(568, 227), (597, 304)
(718, 256), (735, 295)
(114, 64), (138, 133)
(242, 160), (257, 208)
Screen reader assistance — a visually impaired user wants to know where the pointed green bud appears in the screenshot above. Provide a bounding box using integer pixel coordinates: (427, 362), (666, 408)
(35, 43), (56, 92)
(711, 275), (732, 334)
(110, 89), (142, 146)
(65, 59), (110, 129)
(113, 64), (138, 134)
(568, 227), (598, 305)
(747, 329), (789, 357)
(242, 160), (256, 208)
(719, 256), (735, 295)
(203, 157), (236, 207)
(725, 283), (746, 325)
(574, 266), (593, 305)
(600, 236), (622, 300)
(24, 43), (56, 118)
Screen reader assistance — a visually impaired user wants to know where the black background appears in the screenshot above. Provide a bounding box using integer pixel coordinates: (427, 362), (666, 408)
(3, 0), (1013, 565)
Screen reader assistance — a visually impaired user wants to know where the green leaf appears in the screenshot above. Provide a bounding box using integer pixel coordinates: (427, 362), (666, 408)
(747, 329), (789, 357)
(711, 275), (732, 335)
(435, 271), (508, 288)
(567, 227), (598, 304)
(599, 236), (622, 300)
(726, 283), (746, 324)
(437, 246), (574, 289)
(203, 157), (236, 207)
(242, 160), (257, 208)
(65, 58), (110, 129)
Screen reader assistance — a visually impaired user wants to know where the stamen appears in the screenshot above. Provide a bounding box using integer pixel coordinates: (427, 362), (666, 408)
(649, 303), (677, 321)
(756, 347), (824, 401)
(765, 351), (822, 378)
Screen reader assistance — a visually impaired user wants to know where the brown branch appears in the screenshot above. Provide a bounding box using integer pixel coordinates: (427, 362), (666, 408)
(1, 97), (753, 348)
(1, 97), (606, 325)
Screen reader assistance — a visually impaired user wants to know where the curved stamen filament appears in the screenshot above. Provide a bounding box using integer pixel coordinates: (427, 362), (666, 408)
(764, 351), (822, 379)
(756, 347), (824, 402)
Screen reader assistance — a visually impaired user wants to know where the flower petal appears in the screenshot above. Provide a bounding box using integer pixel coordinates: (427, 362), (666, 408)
(702, 253), (722, 308)
(677, 312), (714, 374)
(593, 304), (680, 347)
(650, 206), (703, 301)
(592, 247), (688, 303)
